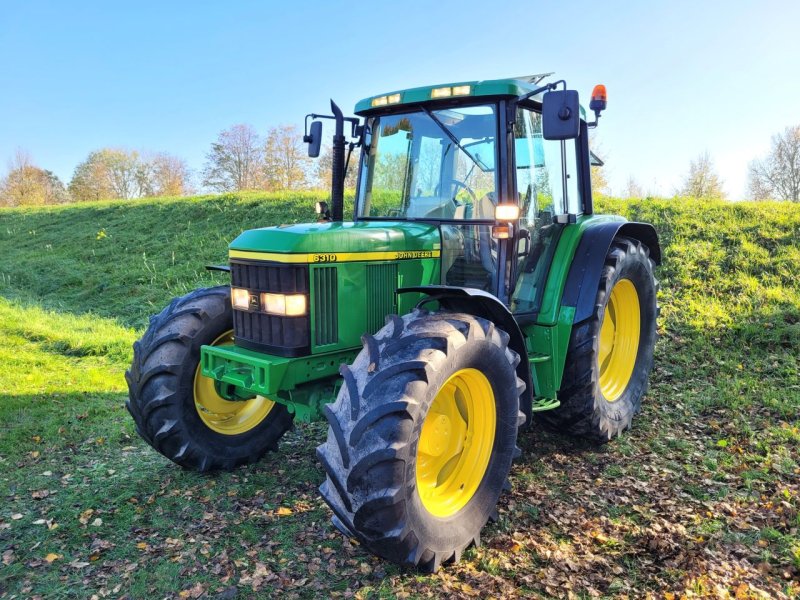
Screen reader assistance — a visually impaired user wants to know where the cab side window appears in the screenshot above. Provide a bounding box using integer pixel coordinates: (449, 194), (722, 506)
(540, 135), (582, 216)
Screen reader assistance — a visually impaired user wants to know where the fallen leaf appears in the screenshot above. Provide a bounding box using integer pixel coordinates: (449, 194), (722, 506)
(275, 507), (292, 516)
(79, 509), (94, 525)
(11, 513), (23, 520)
(44, 553), (61, 563)
(91, 518), (102, 527)
(68, 559), (90, 569)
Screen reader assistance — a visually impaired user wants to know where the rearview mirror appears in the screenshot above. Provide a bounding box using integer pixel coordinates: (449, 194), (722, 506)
(304, 120), (323, 157)
(542, 90), (580, 140)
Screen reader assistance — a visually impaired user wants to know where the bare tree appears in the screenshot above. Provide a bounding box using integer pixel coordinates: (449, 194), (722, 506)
(263, 125), (310, 190)
(1, 150), (69, 207)
(747, 125), (800, 202)
(139, 152), (192, 197)
(313, 145), (359, 190)
(202, 124), (263, 192)
(624, 176), (645, 199)
(680, 151), (726, 199)
(104, 149), (142, 199)
(589, 135), (609, 196)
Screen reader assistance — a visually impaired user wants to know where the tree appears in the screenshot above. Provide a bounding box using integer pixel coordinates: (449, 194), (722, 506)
(313, 145), (359, 190)
(69, 150), (114, 201)
(69, 149), (144, 201)
(624, 176), (645, 199)
(588, 136), (609, 196)
(263, 125), (310, 191)
(202, 124), (263, 192)
(138, 152), (192, 197)
(591, 165), (608, 196)
(747, 125), (800, 202)
(679, 152), (726, 199)
(68, 149), (192, 202)
(0, 150), (69, 207)
(103, 149), (142, 199)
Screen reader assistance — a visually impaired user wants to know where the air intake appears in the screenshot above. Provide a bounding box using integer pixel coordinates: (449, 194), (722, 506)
(366, 263), (398, 333)
(313, 267), (338, 346)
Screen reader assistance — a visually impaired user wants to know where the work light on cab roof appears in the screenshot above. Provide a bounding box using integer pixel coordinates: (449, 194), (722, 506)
(126, 71), (659, 575)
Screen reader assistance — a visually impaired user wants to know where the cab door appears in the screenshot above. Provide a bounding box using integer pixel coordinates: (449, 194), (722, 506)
(510, 105), (584, 317)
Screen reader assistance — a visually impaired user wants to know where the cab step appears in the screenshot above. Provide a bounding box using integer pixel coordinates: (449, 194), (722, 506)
(531, 397), (560, 412)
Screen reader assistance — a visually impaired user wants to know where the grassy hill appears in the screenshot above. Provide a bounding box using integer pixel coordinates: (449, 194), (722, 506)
(0, 193), (798, 598)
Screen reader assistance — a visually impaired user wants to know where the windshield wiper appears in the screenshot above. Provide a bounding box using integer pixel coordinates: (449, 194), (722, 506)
(421, 107), (490, 171)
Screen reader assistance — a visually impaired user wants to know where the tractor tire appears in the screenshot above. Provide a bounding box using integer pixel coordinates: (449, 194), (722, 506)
(538, 236), (658, 442)
(317, 310), (526, 572)
(126, 286), (293, 471)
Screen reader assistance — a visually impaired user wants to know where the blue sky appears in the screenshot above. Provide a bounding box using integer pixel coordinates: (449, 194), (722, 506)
(2, 0), (798, 199)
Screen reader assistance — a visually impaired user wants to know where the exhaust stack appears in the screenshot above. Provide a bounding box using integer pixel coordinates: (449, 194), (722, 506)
(330, 100), (345, 222)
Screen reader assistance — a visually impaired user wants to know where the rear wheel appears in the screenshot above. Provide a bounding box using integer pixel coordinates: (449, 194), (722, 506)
(539, 236), (658, 442)
(126, 286), (294, 471)
(317, 310), (525, 572)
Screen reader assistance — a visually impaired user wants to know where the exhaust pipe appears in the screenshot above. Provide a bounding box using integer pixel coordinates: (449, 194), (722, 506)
(330, 100), (345, 222)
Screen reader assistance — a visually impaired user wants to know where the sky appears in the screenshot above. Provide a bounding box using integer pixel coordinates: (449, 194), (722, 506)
(2, 0), (799, 200)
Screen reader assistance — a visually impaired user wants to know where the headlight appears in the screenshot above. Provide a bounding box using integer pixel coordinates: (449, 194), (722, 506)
(231, 287), (250, 310)
(261, 293), (307, 316)
(495, 204), (520, 221)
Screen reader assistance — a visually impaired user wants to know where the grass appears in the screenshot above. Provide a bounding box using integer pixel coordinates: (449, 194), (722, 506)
(1, 192), (798, 598)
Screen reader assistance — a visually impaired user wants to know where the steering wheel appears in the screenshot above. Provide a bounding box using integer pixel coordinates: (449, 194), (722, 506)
(435, 179), (478, 205)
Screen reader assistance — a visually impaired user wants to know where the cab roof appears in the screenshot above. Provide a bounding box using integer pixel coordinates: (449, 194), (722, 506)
(354, 73), (555, 115)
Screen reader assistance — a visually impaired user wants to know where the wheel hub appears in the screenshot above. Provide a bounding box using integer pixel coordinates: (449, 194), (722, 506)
(416, 368), (496, 517)
(598, 278), (641, 401)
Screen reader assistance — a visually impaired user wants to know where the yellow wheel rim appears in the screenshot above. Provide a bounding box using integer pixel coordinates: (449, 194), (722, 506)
(416, 368), (496, 518)
(193, 330), (275, 435)
(598, 279), (641, 402)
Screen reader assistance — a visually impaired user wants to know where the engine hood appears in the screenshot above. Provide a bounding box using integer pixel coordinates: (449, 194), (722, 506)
(230, 220), (440, 258)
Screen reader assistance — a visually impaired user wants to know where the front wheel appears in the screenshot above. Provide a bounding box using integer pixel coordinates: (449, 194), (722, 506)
(317, 310), (526, 572)
(539, 236), (658, 442)
(125, 286), (294, 471)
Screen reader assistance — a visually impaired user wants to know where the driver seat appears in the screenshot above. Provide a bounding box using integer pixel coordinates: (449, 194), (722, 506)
(445, 193), (498, 291)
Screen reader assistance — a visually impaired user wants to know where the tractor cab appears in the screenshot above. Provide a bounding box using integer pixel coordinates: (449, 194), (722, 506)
(342, 75), (599, 317)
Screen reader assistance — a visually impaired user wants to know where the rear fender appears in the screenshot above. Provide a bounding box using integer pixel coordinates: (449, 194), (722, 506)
(561, 222), (660, 324)
(398, 285), (534, 423)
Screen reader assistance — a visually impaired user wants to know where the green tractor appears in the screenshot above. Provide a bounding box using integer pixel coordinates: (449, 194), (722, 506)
(126, 74), (660, 571)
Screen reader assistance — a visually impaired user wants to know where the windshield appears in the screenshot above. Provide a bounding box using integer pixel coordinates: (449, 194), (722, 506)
(357, 104), (498, 220)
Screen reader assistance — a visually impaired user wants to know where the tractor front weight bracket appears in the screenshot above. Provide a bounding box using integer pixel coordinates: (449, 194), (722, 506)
(200, 343), (357, 422)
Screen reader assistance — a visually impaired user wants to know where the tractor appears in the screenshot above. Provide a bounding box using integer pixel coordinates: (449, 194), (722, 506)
(126, 74), (660, 572)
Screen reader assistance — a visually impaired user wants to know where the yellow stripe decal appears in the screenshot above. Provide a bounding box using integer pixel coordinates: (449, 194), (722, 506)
(229, 249), (441, 264)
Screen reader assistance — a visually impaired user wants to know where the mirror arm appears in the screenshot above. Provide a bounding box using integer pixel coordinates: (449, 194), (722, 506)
(306, 112), (362, 144)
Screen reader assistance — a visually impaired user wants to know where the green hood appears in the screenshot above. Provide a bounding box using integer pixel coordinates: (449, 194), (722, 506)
(230, 221), (440, 255)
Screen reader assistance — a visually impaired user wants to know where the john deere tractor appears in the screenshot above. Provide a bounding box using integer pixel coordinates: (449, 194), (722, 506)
(127, 74), (660, 571)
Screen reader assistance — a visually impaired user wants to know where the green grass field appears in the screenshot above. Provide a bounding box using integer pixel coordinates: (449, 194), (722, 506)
(1, 193), (798, 599)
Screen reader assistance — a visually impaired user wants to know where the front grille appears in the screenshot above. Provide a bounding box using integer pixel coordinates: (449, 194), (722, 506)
(231, 261), (308, 294)
(230, 260), (310, 356)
